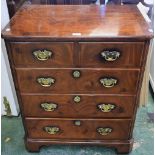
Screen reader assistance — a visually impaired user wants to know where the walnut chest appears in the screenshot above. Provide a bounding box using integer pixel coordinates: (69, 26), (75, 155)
(2, 5), (153, 154)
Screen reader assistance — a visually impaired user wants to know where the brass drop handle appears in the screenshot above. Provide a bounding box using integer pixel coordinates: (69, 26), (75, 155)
(72, 70), (81, 78)
(41, 103), (57, 112)
(100, 50), (120, 61)
(97, 127), (112, 135)
(73, 96), (81, 103)
(100, 78), (117, 88)
(44, 126), (60, 135)
(37, 77), (55, 87)
(33, 50), (52, 61)
(98, 103), (115, 112)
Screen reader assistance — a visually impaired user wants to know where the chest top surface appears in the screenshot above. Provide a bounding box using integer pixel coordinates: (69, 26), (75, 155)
(2, 5), (153, 41)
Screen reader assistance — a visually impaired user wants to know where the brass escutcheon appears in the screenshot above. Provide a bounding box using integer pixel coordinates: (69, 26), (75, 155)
(73, 96), (81, 103)
(72, 70), (81, 78)
(74, 120), (81, 126)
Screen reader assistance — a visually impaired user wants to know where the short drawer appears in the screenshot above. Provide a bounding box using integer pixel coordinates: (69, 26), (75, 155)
(25, 118), (131, 140)
(10, 42), (74, 67)
(79, 42), (144, 68)
(22, 95), (135, 118)
(16, 69), (139, 94)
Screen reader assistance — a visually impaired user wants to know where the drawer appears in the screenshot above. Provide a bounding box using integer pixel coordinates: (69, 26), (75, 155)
(80, 42), (144, 68)
(22, 95), (135, 118)
(25, 118), (131, 140)
(10, 42), (74, 67)
(16, 69), (139, 94)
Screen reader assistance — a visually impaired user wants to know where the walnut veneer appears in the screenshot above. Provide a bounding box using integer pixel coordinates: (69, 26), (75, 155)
(2, 5), (153, 154)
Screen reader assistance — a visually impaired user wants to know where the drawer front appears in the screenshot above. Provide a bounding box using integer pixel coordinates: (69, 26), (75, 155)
(22, 95), (135, 118)
(16, 69), (139, 94)
(10, 42), (74, 67)
(80, 42), (144, 68)
(25, 118), (131, 140)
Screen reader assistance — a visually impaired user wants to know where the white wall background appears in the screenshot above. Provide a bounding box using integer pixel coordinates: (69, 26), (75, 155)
(1, 0), (19, 116)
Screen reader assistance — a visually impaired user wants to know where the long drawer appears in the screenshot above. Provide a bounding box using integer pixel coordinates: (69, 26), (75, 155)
(25, 118), (131, 140)
(16, 69), (139, 94)
(22, 95), (135, 118)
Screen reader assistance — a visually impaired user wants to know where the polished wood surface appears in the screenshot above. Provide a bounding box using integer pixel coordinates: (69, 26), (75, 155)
(10, 42), (74, 67)
(80, 42), (144, 68)
(25, 118), (131, 140)
(30, 0), (98, 4)
(16, 69), (139, 94)
(2, 4), (153, 154)
(11, 41), (144, 68)
(2, 5), (152, 41)
(22, 95), (135, 118)
(25, 138), (133, 153)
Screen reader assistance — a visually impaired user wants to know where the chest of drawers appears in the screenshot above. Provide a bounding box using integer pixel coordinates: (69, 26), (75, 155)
(2, 5), (153, 154)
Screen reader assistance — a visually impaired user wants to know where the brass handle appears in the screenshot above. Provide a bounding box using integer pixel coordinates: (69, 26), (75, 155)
(72, 70), (81, 78)
(101, 50), (120, 61)
(37, 77), (55, 87)
(44, 126), (60, 135)
(33, 50), (52, 61)
(73, 96), (81, 103)
(100, 78), (117, 88)
(41, 103), (57, 111)
(97, 127), (112, 135)
(98, 103), (115, 112)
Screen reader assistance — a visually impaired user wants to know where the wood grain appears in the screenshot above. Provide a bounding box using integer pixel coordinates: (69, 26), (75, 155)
(10, 41), (145, 68)
(25, 118), (131, 140)
(10, 42), (74, 67)
(25, 138), (133, 154)
(2, 5), (153, 41)
(16, 68), (140, 94)
(80, 42), (144, 68)
(30, 0), (98, 5)
(21, 94), (135, 118)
